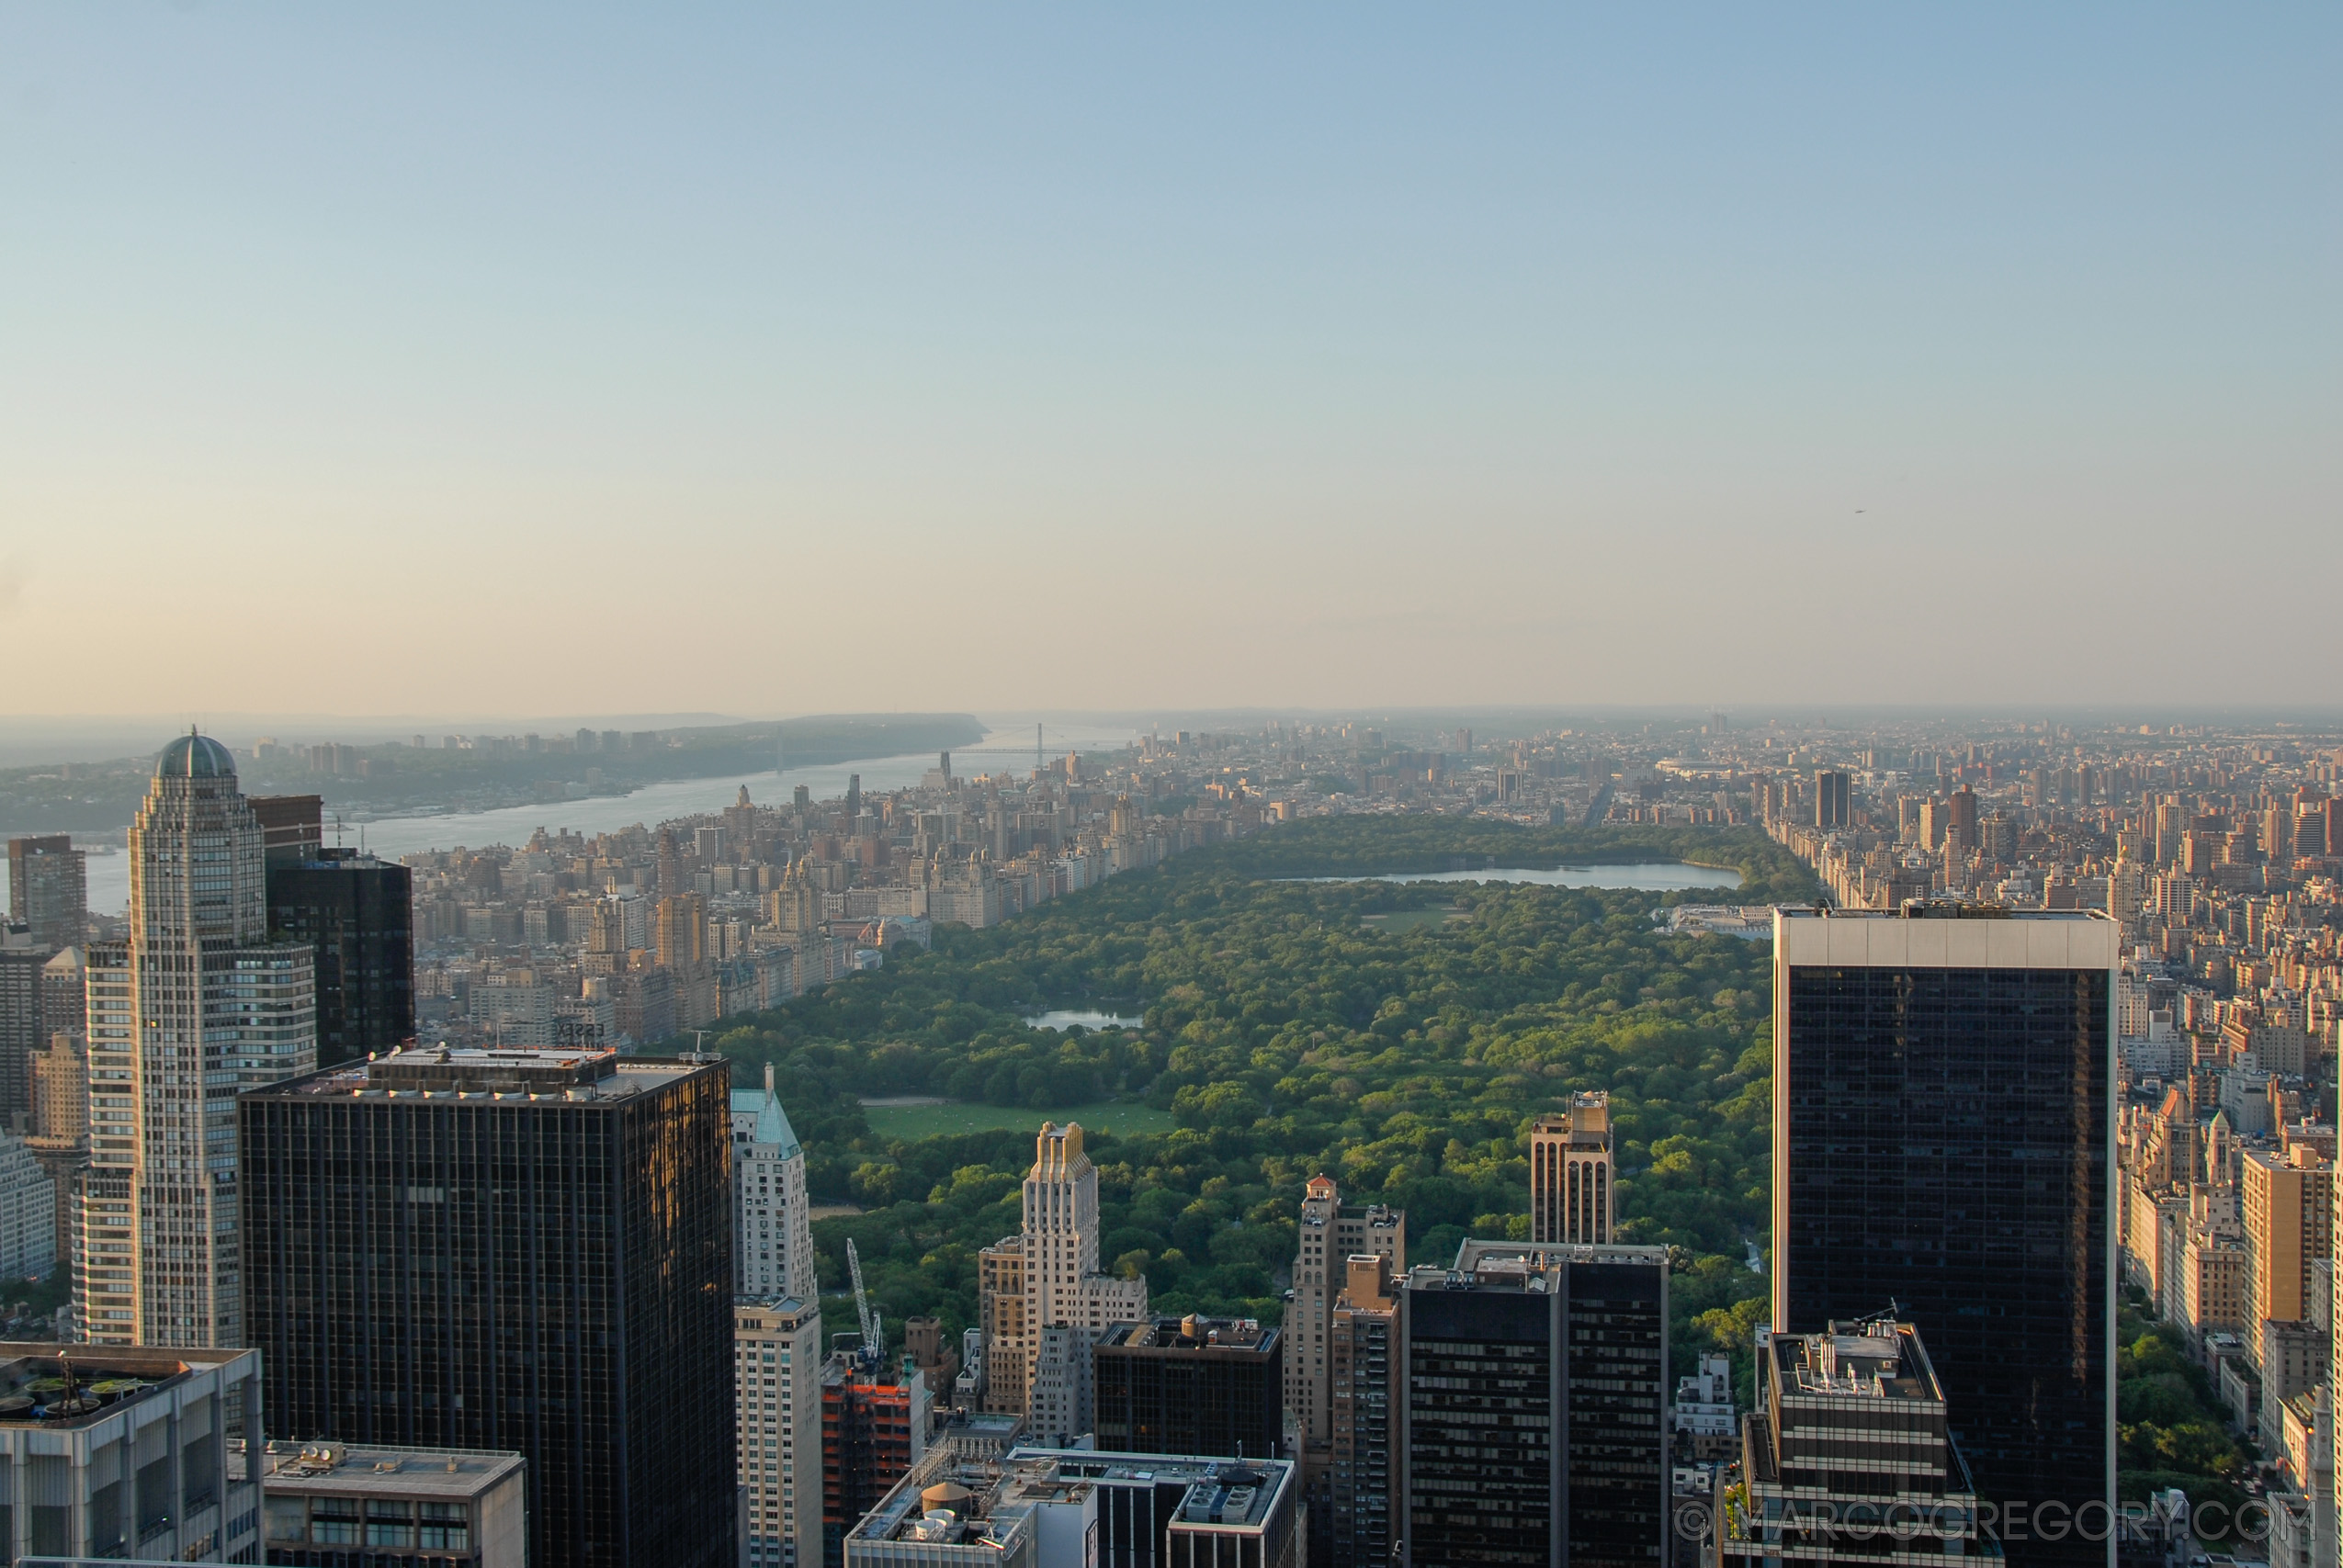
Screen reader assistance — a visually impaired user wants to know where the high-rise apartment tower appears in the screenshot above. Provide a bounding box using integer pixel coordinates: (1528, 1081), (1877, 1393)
(739, 1294), (825, 1568)
(1329, 1255), (1400, 1568)
(736, 1062), (817, 1301)
(79, 733), (316, 1348)
(1813, 771), (1851, 830)
(7, 834), (87, 951)
(976, 1122), (1149, 1418)
(1289, 1176), (1405, 1568)
(1530, 1091), (1613, 1245)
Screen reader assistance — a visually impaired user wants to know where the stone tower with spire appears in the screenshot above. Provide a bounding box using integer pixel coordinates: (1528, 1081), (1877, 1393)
(732, 1061), (815, 1301)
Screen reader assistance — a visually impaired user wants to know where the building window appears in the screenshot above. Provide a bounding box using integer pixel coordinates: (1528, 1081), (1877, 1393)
(420, 1500), (470, 1550)
(311, 1499), (361, 1545)
(367, 1498), (416, 1547)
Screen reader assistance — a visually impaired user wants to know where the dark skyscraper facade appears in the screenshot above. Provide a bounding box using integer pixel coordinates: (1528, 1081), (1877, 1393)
(1772, 908), (2118, 1568)
(0, 948), (48, 1124)
(3, 835), (87, 1124)
(252, 796), (414, 1066)
(1398, 1241), (1670, 1568)
(7, 833), (86, 950)
(241, 1045), (735, 1568)
(1092, 1316), (1284, 1461)
(1812, 771), (1851, 830)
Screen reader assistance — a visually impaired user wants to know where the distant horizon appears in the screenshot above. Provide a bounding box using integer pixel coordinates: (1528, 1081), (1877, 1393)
(3, 701), (2341, 773)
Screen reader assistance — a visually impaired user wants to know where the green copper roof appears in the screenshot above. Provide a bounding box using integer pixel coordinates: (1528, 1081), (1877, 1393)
(730, 1084), (802, 1159)
(155, 731), (237, 780)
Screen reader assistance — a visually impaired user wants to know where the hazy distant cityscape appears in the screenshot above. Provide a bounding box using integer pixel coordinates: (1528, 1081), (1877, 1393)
(1, 707), (2338, 1564)
(6, 4), (2332, 1565)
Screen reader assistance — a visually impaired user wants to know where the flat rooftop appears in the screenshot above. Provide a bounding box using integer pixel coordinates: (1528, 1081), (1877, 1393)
(254, 1441), (525, 1498)
(1774, 906), (2119, 969)
(0, 1346), (252, 1429)
(1447, 1238), (1670, 1276)
(1777, 905), (2117, 921)
(850, 1446), (1294, 1553)
(1009, 1449), (1289, 1529)
(250, 1047), (709, 1100)
(1772, 1320), (1945, 1405)
(1099, 1317), (1278, 1355)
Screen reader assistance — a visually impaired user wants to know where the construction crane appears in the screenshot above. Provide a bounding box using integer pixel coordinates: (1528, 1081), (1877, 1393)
(845, 1237), (882, 1363)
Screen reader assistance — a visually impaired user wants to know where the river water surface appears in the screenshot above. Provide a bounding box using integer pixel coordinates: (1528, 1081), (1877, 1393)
(65, 723), (1140, 915)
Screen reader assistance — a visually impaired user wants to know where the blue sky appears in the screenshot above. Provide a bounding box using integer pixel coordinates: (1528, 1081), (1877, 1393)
(2, 5), (2335, 715)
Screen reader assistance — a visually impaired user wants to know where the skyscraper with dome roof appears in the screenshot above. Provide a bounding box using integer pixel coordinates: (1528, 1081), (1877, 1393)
(74, 730), (317, 1348)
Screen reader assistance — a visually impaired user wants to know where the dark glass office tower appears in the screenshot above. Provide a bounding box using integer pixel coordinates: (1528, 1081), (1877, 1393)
(1093, 1316), (1284, 1460)
(8, 833), (86, 950)
(241, 1046), (735, 1568)
(1813, 771), (1851, 830)
(1398, 1241), (1670, 1568)
(253, 795), (413, 1066)
(1773, 908), (2117, 1568)
(0, 948), (47, 1125)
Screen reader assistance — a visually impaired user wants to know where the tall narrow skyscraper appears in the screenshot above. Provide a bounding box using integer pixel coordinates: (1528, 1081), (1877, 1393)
(1288, 1175), (1405, 1568)
(1813, 770), (1851, 829)
(1530, 1090), (1613, 1245)
(976, 1122), (1149, 1417)
(1773, 907), (2117, 1568)
(1398, 1239), (1670, 1568)
(739, 1294), (825, 1568)
(1328, 1255), (1399, 1568)
(735, 1062), (817, 1300)
(80, 733), (315, 1348)
(0, 834), (86, 1128)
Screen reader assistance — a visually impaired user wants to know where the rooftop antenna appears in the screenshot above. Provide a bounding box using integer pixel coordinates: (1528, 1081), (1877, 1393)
(1036, 722), (1044, 773)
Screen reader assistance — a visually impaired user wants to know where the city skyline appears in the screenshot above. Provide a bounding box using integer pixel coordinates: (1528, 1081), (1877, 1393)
(3, 4), (2337, 1550)
(5, 7), (2337, 714)
(4, 706), (2340, 1560)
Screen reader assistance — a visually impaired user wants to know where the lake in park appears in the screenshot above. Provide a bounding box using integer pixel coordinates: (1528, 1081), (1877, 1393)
(1024, 1010), (1146, 1031)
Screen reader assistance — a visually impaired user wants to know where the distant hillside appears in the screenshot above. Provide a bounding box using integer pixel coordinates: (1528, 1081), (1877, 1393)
(0, 712), (987, 833)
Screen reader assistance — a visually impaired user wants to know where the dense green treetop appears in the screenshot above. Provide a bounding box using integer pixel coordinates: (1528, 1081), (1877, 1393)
(711, 818), (1815, 1383)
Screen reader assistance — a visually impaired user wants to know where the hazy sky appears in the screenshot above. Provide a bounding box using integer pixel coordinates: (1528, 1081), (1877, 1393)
(3, 6), (2336, 716)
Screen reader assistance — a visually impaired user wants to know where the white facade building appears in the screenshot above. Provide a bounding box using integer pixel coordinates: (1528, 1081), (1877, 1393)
(1027, 1325), (1096, 1448)
(979, 1123), (1148, 1418)
(733, 1064), (816, 1302)
(76, 734), (316, 1349)
(0, 1135), (56, 1280)
(0, 1340), (263, 1562)
(737, 1296), (823, 1568)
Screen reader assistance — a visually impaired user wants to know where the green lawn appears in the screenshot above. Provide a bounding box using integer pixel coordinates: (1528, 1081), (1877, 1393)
(862, 1099), (1177, 1142)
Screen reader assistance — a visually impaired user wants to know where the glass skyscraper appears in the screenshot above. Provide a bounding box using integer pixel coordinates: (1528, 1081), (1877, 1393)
(249, 794), (415, 1066)
(240, 1043), (736, 1568)
(1398, 1240), (1670, 1568)
(1772, 908), (2118, 1568)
